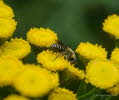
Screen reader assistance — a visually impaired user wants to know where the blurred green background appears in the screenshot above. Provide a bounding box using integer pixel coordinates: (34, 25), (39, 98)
(4, 0), (119, 99)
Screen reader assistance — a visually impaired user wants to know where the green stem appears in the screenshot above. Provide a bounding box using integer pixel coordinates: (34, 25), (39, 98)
(77, 87), (96, 100)
(90, 94), (98, 100)
(104, 96), (112, 100)
(76, 81), (86, 95)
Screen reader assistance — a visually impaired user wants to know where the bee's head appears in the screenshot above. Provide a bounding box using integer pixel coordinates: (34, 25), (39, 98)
(67, 47), (77, 64)
(68, 57), (77, 64)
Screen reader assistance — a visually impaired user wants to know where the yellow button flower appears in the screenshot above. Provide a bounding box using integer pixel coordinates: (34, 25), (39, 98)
(64, 65), (85, 80)
(13, 64), (59, 98)
(0, 55), (23, 87)
(103, 14), (119, 39)
(110, 48), (119, 66)
(27, 27), (58, 47)
(75, 42), (107, 62)
(107, 83), (119, 96)
(3, 94), (31, 100)
(48, 88), (77, 100)
(0, 3), (14, 18)
(86, 59), (119, 89)
(1, 38), (31, 59)
(37, 50), (70, 71)
(0, 18), (17, 38)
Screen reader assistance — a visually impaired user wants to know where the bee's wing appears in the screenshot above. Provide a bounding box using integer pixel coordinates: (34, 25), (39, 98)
(53, 51), (66, 61)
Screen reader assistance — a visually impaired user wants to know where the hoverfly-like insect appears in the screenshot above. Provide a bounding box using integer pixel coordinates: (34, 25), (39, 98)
(49, 42), (76, 64)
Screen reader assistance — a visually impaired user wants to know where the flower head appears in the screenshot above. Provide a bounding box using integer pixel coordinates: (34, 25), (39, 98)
(48, 88), (77, 100)
(13, 64), (59, 98)
(102, 14), (119, 39)
(65, 65), (85, 80)
(75, 42), (107, 61)
(110, 48), (119, 66)
(3, 94), (30, 100)
(1, 38), (31, 59)
(0, 18), (17, 38)
(37, 50), (70, 71)
(86, 59), (119, 89)
(0, 3), (14, 18)
(107, 83), (119, 96)
(27, 27), (58, 47)
(0, 55), (23, 87)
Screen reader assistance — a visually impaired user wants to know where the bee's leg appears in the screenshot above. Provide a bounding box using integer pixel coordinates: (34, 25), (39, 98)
(53, 51), (66, 61)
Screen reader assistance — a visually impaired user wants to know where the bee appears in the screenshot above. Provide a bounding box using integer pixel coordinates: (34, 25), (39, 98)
(49, 42), (76, 64)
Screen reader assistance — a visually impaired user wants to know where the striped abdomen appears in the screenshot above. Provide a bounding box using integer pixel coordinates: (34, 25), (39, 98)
(50, 43), (66, 52)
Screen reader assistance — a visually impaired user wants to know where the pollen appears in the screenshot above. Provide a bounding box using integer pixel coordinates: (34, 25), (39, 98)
(86, 59), (119, 89)
(13, 64), (59, 98)
(75, 42), (107, 61)
(27, 27), (58, 47)
(48, 88), (77, 100)
(102, 14), (119, 39)
(0, 18), (17, 38)
(1, 38), (31, 59)
(37, 50), (70, 71)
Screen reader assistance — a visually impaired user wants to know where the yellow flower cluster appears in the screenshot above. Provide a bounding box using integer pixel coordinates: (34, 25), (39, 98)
(3, 94), (31, 100)
(0, 1), (86, 100)
(0, 0), (17, 39)
(13, 64), (59, 98)
(75, 42), (107, 62)
(103, 14), (119, 39)
(1, 0), (119, 99)
(27, 27), (58, 47)
(48, 88), (77, 100)
(37, 50), (70, 71)
(86, 59), (119, 89)
(0, 38), (31, 59)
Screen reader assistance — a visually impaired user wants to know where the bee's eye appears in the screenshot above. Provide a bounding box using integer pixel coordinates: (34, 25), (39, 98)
(69, 58), (76, 61)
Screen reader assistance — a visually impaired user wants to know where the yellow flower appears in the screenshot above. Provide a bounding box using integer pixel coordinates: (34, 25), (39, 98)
(27, 27), (58, 47)
(13, 64), (59, 98)
(0, 55), (23, 87)
(0, 3), (14, 18)
(3, 94), (30, 100)
(86, 59), (119, 89)
(1, 38), (31, 59)
(48, 88), (77, 100)
(75, 42), (107, 61)
(50, 72), (59, 89)
(102, 14), (119, 39)
(107, 83), (119, 96)
(64, 65), (85, 80)
(0, 18), (17, 38)
(37, 50), (70, 71)
(110, 48), (119, 66)
(0, 0), (5, 6)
